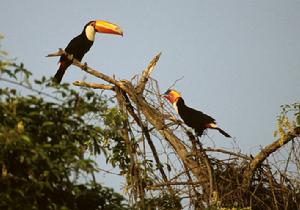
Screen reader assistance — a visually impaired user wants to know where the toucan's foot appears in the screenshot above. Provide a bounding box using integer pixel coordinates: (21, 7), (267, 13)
(83, 62), (88, 70)
(186, 151), (197, 159)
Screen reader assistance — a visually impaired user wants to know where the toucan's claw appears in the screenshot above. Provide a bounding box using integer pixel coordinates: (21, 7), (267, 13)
(83, 62), (88, 71)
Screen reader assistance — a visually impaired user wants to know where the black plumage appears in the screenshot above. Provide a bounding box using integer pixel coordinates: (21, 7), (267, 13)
(54, 22), (94, 83)
(53, 20), (123, 83)
(175, 97), (231, 137)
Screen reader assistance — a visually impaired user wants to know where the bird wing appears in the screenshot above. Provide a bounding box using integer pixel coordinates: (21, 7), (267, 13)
(178, 104), (216, 127)
(63, 34), (93, 61)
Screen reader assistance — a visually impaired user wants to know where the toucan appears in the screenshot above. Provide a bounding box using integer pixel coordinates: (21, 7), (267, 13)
(53, 20), (123, 83)
(163, 89), (231, 138)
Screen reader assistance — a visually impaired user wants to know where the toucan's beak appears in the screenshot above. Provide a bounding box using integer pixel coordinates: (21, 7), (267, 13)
(162, 92), (169, 99)
(162, 90), (170, 98)
(94, 20), (123, 36)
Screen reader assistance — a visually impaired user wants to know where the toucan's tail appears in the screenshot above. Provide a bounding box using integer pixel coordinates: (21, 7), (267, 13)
(215, 127), (231, 138)
(53, 61), (70, 84)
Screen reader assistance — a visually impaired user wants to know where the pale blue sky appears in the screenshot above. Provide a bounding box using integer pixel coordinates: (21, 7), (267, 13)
(1, 0), (300, 191)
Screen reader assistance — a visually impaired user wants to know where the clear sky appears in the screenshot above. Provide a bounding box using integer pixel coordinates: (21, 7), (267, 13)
(1, 0), (300, 191)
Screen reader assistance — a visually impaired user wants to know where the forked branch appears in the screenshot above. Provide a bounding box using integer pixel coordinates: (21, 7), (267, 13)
(241, 127), (300, 191)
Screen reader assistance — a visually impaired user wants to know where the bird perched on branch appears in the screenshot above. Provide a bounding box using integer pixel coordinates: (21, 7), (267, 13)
(53, 20), (123, 83)
(163, 89), (231, 138)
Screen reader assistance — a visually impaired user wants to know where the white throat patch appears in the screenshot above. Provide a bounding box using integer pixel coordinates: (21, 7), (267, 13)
(85, 25), (95, 41)
(172, 101), (179, 114)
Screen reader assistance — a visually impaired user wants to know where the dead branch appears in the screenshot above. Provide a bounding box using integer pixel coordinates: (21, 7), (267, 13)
(205, 147), (252, 160)
(186, 130), (215, 203)
(135, 52), (161, 94)
(46, 48), (64, 57)
(148, 181), (202, 188)
(167, 76), (184, 90)
(115, 86), (146, 202)
(115, 87), (177, 196)
(242, 127), (300, 191)
(73, 81), (114, 90)
(47, 49), (125, 89)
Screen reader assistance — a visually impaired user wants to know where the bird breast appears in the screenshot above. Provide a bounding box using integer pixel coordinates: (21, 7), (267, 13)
(172, 101), (179, 114)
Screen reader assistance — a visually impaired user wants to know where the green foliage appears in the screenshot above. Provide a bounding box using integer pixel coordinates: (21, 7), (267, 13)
(0, 45), (131, 209)
(274, 103), (300, 138)
(134, 193), (181, 210)
(296, 114), (300, 126)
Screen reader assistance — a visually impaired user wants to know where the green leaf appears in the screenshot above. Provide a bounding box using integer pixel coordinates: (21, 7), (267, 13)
(42, 121), (55, 127)
(21, 134), (31, 143)
(296, 114), (300, 126)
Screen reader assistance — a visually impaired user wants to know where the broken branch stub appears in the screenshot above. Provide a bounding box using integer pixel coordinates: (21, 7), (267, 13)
(135, 52), (162, 94)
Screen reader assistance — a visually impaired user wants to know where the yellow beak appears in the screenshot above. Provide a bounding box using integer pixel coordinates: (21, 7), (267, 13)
(94, 20), (123, 36)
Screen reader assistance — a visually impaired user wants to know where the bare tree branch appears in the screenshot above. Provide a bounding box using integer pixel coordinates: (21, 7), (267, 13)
(186, 130), (215, 204)
(242, 127), (300, 191)
(135, 52), (161, 94)
(46, 48), (64, 57)
(148, 181), (202, 188)
(114, 87), (179, 202)
(167, 76), (184, 90)
(205, 147), (251, 160)
(73, 80), (114, 90)
(46, 49), (125, 89)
